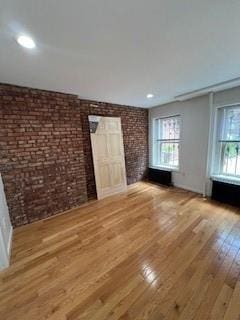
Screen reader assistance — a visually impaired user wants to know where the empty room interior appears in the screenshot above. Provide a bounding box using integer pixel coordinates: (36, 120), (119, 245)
(1, 1), (240, 319)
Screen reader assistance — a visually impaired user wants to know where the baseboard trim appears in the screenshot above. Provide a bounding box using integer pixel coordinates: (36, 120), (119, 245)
(173, 183), (202, 195)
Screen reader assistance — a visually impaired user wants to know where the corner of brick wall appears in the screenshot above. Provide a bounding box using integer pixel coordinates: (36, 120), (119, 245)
(0, 83), (148, 227)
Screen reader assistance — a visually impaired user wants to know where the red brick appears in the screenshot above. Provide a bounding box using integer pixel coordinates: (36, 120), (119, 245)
(0, 83), (148, 227)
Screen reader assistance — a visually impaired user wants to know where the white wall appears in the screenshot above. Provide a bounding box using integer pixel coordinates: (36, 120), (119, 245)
(149, 86), (240, 194)
(149, 95), (210, 194)
(0, 173), (13, 270)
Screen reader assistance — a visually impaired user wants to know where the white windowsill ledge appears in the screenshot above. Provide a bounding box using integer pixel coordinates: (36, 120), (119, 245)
(150, 165), (180, 173)
(211, 175), (240, 186)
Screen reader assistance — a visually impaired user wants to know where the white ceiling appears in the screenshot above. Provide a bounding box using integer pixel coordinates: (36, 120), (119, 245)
(0, 0), (240, 108)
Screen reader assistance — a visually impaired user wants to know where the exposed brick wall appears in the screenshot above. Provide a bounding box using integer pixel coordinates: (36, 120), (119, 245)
(79, 100), (148, 199)
(0, 84), (87, 227)
(0, 83), (148, 227)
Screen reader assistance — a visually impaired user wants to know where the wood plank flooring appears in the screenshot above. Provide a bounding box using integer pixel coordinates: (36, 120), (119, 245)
(1, 181), (240, 320)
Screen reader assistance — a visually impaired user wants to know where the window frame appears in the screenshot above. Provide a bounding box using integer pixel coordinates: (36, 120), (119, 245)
(212, 104), (240, 180)
(152, 114), (181, 170)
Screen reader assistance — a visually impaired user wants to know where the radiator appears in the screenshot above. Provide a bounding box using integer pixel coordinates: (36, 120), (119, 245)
(211, 180), (240, 207)
(148, 168), (172, 186)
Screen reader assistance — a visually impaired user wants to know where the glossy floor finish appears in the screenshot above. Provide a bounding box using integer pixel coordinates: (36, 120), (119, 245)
(1, 182), (240, 320)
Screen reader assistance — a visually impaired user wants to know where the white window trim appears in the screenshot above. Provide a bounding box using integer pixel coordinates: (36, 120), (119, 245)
(210, 102), (240, 183)
(151, 114), (181, 171)
(211, 174), (240, 186)
(150, 164), (180, 173)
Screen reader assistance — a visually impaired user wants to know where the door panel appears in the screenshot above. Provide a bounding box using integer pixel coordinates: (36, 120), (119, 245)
(89, 116), (127, 199)
(108, 134), (121, 157)
(99, 164), (111, 189)
(94, 134), (108, 158)
(111, 163), (123, 186)
(107, 118), (120, 131)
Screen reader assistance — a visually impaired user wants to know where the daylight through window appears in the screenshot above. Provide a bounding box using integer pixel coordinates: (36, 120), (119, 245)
(215, 106), (240, 177)
(154, 116), (180, 168)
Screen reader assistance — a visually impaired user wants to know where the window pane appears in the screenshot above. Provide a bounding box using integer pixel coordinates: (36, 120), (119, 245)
(220, 142), (240, 176)
(160, 142), (179, 167)
(161, 117), (180, 140)
(154, 116), (180, 168)
(223, 108), (240, 140)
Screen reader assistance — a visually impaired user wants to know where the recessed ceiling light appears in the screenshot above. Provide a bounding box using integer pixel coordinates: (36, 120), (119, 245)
(17, 35), (36, 49)
(147, 93), (154, 99)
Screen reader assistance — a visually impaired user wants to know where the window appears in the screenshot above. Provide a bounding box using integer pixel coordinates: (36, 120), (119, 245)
(153, 115), (180, 169)
(214, 105), (240, 177)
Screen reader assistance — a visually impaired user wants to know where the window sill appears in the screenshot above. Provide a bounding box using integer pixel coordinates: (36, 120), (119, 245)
(150, 165), (180, 173)
(211, 175), (240, 186)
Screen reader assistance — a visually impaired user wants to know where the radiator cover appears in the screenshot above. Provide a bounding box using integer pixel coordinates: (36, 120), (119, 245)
(211, 180), (240, 207)
(148, 168), (172, 186)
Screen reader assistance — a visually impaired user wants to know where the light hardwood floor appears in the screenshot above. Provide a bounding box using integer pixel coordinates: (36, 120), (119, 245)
(1, 182), (240, 320)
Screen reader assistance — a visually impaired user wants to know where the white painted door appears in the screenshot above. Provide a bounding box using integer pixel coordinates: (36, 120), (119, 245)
(89, 116), (127, 199)
(0, 174), (12, 270)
